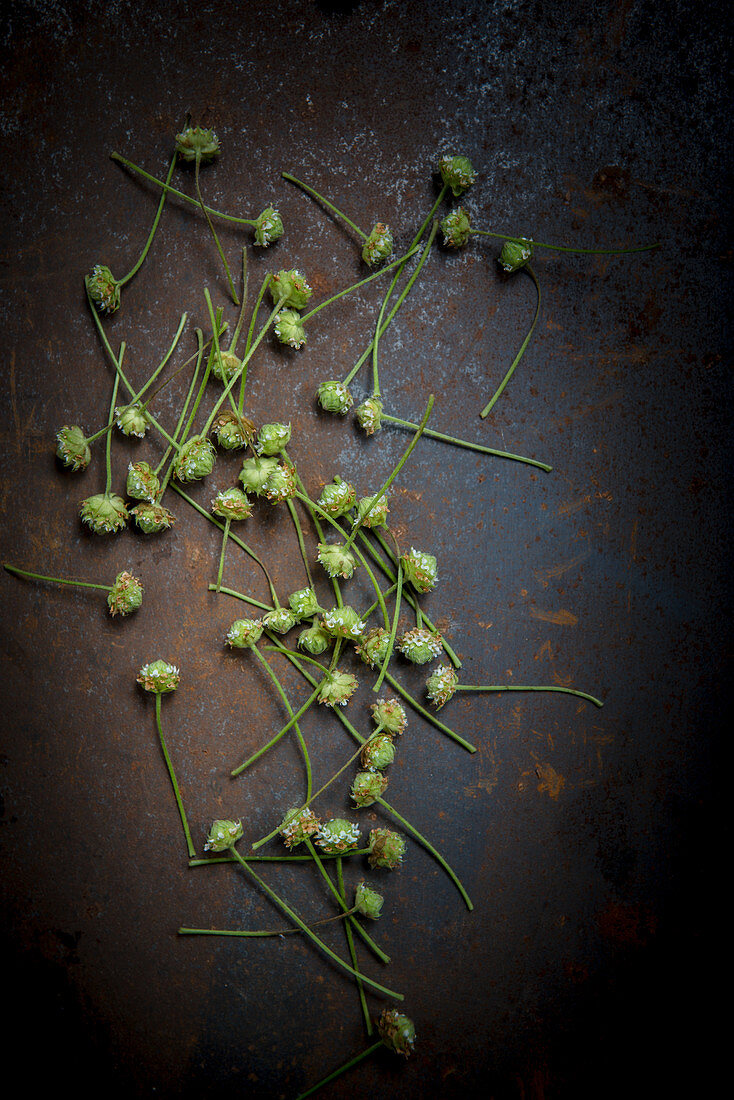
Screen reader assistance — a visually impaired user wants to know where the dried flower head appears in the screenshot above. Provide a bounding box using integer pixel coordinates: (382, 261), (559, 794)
(439, 154), (477, 197)
(87, 264), (121, 313)
(278, 806), (321, 849)
(253, 206), (284, 248)
(498, 237), (533, 273)
(354, 493), (389, 528)
(361, 733), (396, 771)
(355, 396), (383, 435)
(362, 222), (394, 266)
(441, 206), (472, 248)
(377, 1008), (416, 1057)
(264, 461), (296, 504)
(426, 663), (459, 709)
(397, 626), (443, 665)
(211, 487), (253, 521)
(400, 547), (438, 593)
(56, 426), (91, 472)
(351, 769), (388, 807)
(368, 827), (406, 870)
(211, 410), (255, 451)
(355, 627), (390, 668)
(79, 492), (129, 535)
(136, 659), (180, 694)
(107, 571), (143, 617)
(174, 435), (216, 482)
(130, 501), (176, 534)
(175, 125), (220, 163)
(115, 402), (150, 438)
(318, 669), (358, 707)
(317, 477), (356, 518)
(126, 461), (160, 503)
(370, 697), (407, 735)
(270, 269), (312, 310)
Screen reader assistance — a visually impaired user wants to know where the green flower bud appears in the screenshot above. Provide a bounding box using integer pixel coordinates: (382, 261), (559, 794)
(211, 410), (255, 451)
(368, 827), (406, 870)
(498, 237), (533, 273)
(321, 605), (366, 641)
(204, 818), (242, 852)
(212, 350), (242, 384)
(55, 426), (91, 472)
(288, 587), (321, 619)
(274, 308), (306, 349)
(318, 668), (358, 707)
(130, 501), (176, 534)
(262, 607), (298, 634)
(79, 492), (129, 535)
(355, 627), (390, 668)
(175, 125), (220, 163)
(239, 454), (279, 496)
(351, 769), (388, 807)
(377, 1008), (416, 1057)
(211, 487), (253, 521)
(317, 476), (356, 518)
(317, 542), (357, 580)
(400, 547), (438, 593)
(115, 402), (150, 438)
(270, 269), (312, 309)
(107, 571), (143, 617)
(87, 264), (120, 313)
(355, 396), (383, 435)
(317, 380), (354, 415)
(426, 663), (459, 709)
(370, 697), (407, 735)
(264, 462), (296, 504)
(137, 659), (180, 694)
(256, 422), (291, 456)
(361, 733), (396, 770)
(440, 206), (472, 247)
(362, 222), (394, 266)
(354, 493), (388, 528)
(439, 154), (477, 197)
(253, 206), (284, 248)
(226, 618), (263, 649)
(175, 435), (216, 482)
(298, 623), (332, 655)
(279, 806), (321, 848)
(354, 881), (384, 920)
(397, 626), (443, 664)
(315, 818), (360, 854)
(126, 461), (160, 503)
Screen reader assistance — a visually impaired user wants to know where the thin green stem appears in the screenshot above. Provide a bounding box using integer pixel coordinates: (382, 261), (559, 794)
(178, 907), (359, 937)
(3, 564), (112, 591)
(305, 840), (390, 965)
(281, 172), (368, 239)
(230, 681), (322, 778)
(284, 454), (343, 608)
(295, 1041), (383, 1100)
(207, 584), (273, 613)
(250, 644), (312, 801)
(104, 367), (121, 495)
(337, 855), (373, 1035)
(377, 796), (473, 910)
(373, 556), (402, 694)
(300, 247), (420, 323)
(227, 846), (403, 1000)
(156, 333), (204, 486)
(111, 152), (260, 225)
(380, 413), (552, 472)
(195, 152), (238, 304)
(481, 263), (541, 419)
(285, 494), (315, 589)
(383, 670), (477, 753)
(118, 149), (177, 286)
(471, 228), (660, 254)
(215, 518), (231, 592)
(154, 694), (196, 859)
(455, 683), (603, 707)
(189, 849), (374, 866)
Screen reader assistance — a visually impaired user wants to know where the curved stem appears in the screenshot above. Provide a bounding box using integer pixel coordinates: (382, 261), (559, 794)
(284, 453), (343, 609)
(282, 171), (368, 239)
(110, 152), (258, 224)
(305, 840), (390, 964)
(383, 670), (477, 754)
(455, 683), (603, 708)
(104, 365), (121, 495)
(214, 517), (231, 592)
(377, 796), (473, 911)
(373, 556), (402, 694)
(471, 228), (660, 254)
(3, 564), (111, 591)
(285, 496), (314, 589)
(154, 694), (195, 859)
(300, 247), (420, 324)
(296, 1041), (383, 1100)
(230, 681), (322, 778)
(207, 584), (273, 613)
(251, 644), (312, 799)
(178, 907), (359, 937)
(227, 846), (403, 1001)
(118, 148), (177, 286)
(480, 263), (541, 419)
(195, 152), (238, 304)
(337, 855), (374, 1035)
(380, 412), (552, 472)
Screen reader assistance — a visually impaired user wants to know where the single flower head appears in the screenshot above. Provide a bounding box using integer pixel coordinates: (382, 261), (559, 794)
(288, 587), (321, 619)
(318, 668), (358, 707)
(298, 622), (332, 655)
(264, 461), (296, 504)
(126, 461), (160, 503)
(355, 881), (384, 920)
(317, 476), (356, 518)
(315, 817), (361, 854)
(175, 125), (220, 163)
(317, 542), (357, 580)
(361, 733), (396, 771)
(354, 493), (388, 528)
(56, 425), (91, 472)
(362, 222), (394, 266)
(316, 380), (354, 415)
(351, 769), (388, 807)
(107, 571), (143, 617)
(278, 806), (321, 849)
(239, 454), (279, 496)
(211, 410), (255, 451)
(79, 492), (129, 535)
(426, 663), (459, 709)
(204, 819), (242, 852)
(212, 350), (242, 384)
(226, 618), (263, 649)
(211, 487), (253, 521)
(440, 206), (472, 248)
(355, 627), (390, 669)
(86, 264), (121, 313)
(253, 206), (284, 248)
(256, 422), (291, 456)
(368, 827), (406, 870)
(174, 435), (216, 482)
(262, 607), (298, 635)
(115, 402), (150, 438)
(355, 396), (383, 435)
(370, 697), (407, 735)
(498, 237), (533, 273)
(130, 501), (176, 534)
(137, 659), (180, 694)
(270, 269), (312, 309)
(377, 1009), (416, 1058)
(439, 154), (477, 197)
(400, 547), (438, 593)
(274, 308), (306, 349)
(321, 605), (366, 641)
(397, 626), (443, 665)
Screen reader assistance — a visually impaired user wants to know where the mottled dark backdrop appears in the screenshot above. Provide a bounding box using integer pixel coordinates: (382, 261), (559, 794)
(0, 1), (729, 1098)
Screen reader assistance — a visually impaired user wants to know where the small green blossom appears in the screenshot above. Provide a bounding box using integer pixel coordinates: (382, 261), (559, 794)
(107, 571), (143, 617)
(211, 487), (253, 521)
(175, 125), (220, 163)
(239, 455), (279, 496)
(370, 697), (407, 735)
(397, 626), (443, 664)
(317, 477), (356, 518)
(130, 501), (176, 534)
(226, 618), (263, 648)
(288, 587), (321, 619)
(441, 206), (472, 248)
(317, 542), (357, 580)
(498, 238), (533, 273)
(256, 422), (291, 456)
(87, 264), (120, 313)
(351, 769), (388, 807)
(355, 396), (383, 435)
(361, 733), (396, 770)
(55, 425), (91, 472)
(354, 881), (384, 920)
(137, 659), (180, 694)
(400, 547), (438, 593)
(426, 663), (459, 709)
(362, 222), (394, 266)
(270, 269), (312, 309)
(315, 818), (361, 854)
(355, 627), (390, 668)
(211, 410), (255, 451)
(274, 309), (306, 348)
(126, 461), (160, 503)
(321, 605), (366, 641)
(175, 436), (216, 482)
(253, 206), (284, 248)
(262, 607), (298, 635)
(354, 493), (389, 528)
(212, 350), (242, 384)
(79, 492), (129, 535)
(439, 154), (476, 197)
(204, 819), (243, 852)
(298, 623), (332, 655)
(115, 402), (149, 438)
(377, 1009), (416, 1057)
(368, 827), (406, 870)
(318, 669), (358, 707)
(279, 806), (321, 848)
(317, 380), (354, 415)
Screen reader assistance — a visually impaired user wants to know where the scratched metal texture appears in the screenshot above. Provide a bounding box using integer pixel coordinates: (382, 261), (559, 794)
(0, 1), (729, 1098)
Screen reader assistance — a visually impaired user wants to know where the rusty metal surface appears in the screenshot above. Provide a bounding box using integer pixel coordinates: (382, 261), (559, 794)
(0, 1), (729, 1097)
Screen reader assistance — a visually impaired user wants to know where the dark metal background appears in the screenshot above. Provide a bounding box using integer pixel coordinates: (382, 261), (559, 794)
(1, 1), (729, 1097)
